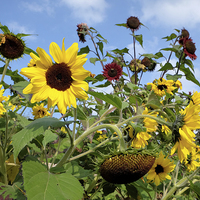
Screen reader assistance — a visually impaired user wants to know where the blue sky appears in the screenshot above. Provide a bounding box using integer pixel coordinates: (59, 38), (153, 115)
(1, 0), (200, 95)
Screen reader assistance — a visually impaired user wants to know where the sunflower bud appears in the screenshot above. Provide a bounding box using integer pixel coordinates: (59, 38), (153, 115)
(100, 153), (155, 184)
(0, 34), (25, 59)
(126, 16), (141, 31)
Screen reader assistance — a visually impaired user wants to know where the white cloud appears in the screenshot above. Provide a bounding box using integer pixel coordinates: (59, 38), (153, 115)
(22, 0), (54, 15)
(60, 0), (109, 24)
(131, 0), (200, 28)
(7, 21), (37, 40)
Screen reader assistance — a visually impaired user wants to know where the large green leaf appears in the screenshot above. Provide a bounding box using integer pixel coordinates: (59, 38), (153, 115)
(42, 129), (58, 148)
(12, 117), (66, 161)
(23, 157), (84, 200)
(87, 91), (122, 109)
(11, 81), (30, 100)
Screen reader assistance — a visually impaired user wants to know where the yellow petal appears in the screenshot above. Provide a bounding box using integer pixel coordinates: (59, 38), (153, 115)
(64, 43), (79, 66)
(36, 47), (52, 69)
(49, 41), (63, 63)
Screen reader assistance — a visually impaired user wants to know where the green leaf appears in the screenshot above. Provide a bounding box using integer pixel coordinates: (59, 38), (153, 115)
(146, 91), (161, 109)
(0, 183), (17, 199)
(126, 82), (140, 90)
(122, 102), (129, 110)
(96, 34), (108, 44)
(142, 53), (162, 59)
(42, 129), (58, 148)
(166, 74), (182, 81)
(23, 157), (84, 200)
(134, 34), (143, 47)
(78, 46), (90, 55)
(11, 81), (30, 100)
(185, 59), (194, 72)
(0, 24), (10, 33)
(12, 117), (66, 161)
(111, 48), (129, 55)
(24, 47), (38, 56)
(16, 114), (32, 127)
(162, 33), (177, 41)
(115, 23), (127, 27)
(89, 57), (99, 65)
(159, 63), (174, 71)
(189, 179), (200, 196)
(95, 80), (111, 88)
(180, 65), (200, 86)
(97, 42), (104, 55)
(77, 105), (87, 120)
(87, 91), (122, 109)
(0, 67), (26, 84)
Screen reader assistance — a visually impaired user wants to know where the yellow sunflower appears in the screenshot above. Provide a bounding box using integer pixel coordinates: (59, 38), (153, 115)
(28, 53), (39, 67)
(131, 107), (157, 149)
(96, 130), (107, 141)
(192, 91), (200, 105)
(147, 78), (176, 97)
(171, 101), (200, 162)
(20, 39), (90, 114)
(184, 147), (200, 172)
(147, 151), (175, 186)
(32, 103), (50, 119)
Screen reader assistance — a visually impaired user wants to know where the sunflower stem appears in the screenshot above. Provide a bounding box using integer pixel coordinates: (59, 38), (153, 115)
(1, 59), (10, 83)
(72, 107), (77, 141)
(56, 124), (126, 167)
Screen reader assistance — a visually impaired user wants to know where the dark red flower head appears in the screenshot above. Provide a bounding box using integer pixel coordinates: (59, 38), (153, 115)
(179, 28), (190, 45)
(102, 63), (122, 82)
(183, 38), (197, 60)
(126, 16), (141, 31)
(76, 23), (89, 43)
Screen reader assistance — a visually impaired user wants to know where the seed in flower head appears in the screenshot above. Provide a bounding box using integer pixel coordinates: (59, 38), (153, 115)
(100, 153), (155, 184)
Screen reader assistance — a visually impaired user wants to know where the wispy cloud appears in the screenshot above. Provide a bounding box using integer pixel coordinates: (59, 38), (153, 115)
(22, 0), (54, 16)
(7, 21), (37, 40)
(60, 0), (109, 24)
(130, 0), (200, 28)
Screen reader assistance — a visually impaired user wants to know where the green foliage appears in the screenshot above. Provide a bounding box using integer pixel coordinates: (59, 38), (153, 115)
(12, 117), (67, 161)
(23, 157), (84, 200)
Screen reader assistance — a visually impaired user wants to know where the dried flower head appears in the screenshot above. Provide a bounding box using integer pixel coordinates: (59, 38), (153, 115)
(126, 16), (141, 31)
(100, 153), (155, 184)
(76, 23), (89, 43)
(129, 59), (146, 73)
(141, 57), (156, 72)
(183, 38), (197, 60)
(0, 33), (25, 59)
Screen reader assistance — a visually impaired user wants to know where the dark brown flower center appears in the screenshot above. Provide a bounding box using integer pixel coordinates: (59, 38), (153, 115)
(45, 62), (73, 91)
(108, 68), (117, 77)
(155, 164), (164, 174)
(157, 84), (167, 91)
(181, 29), (189, 38)
(38, 110), (45, 115)
(0, 34), (24, 59)
(185, 40), (196, 54)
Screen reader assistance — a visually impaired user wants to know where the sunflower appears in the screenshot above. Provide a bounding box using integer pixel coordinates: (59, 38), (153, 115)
(183, 38), (197, 60)
(96, 130), (107, 141)
(129, 59), (146, 73)
(126, 16), (141, 31)
(147, 78), (176, 97)
(171, 101), (200, 162)
(131, 107), (157, 149)
(184, 148), (200, 172)
(20, 39), (90, 114)
(32, 103), (50, 119)
(102, 62), (122, 82)
(147, 151), (175, 186)
(192, 91), (200, 105)
(0, 33), (25, 59)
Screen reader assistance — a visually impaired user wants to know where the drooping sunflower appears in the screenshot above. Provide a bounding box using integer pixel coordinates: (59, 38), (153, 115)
(126, 16), (141, 31)
(102, 62), (122, 82)
(147, 151), (175, 186)
(147, 78), (177, 97)
(20, 39), (90, 114)
(183, 38), (197, 60)
(32, 103), (50, 119)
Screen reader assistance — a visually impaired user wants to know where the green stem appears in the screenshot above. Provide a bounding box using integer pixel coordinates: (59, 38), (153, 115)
(72, 107), (77, 141)
(162, 167), (200, 200)
(1, 59), (10, 83)
(86, 174), (99, 193)
(0, 146), (8, 184)
(56, 124), (126, 168)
